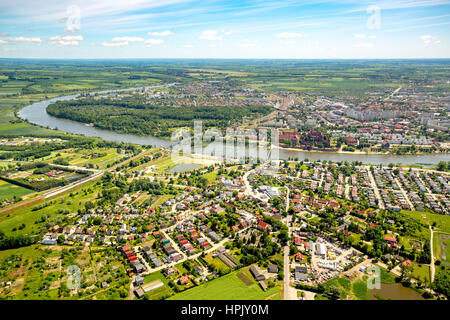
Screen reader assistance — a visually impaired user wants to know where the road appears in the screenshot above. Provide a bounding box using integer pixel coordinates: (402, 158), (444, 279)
(394, 177), (415, 211)
(366, 166), (385, 209)
(283, 214), (296, 300)
(283, 244), (291, 300)
(429, 226), (435, 283)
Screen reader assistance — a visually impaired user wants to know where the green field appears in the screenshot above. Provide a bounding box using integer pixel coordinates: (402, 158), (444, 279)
(401, 210), (450, 234)
(0, 178), (101, 236)
(0, 180), (34, 202)
(433, 232), (450, 265)
(168, 270), (281, 300)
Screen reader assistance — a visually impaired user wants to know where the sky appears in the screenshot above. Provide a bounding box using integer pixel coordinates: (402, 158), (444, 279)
(0, 0), (449, 59)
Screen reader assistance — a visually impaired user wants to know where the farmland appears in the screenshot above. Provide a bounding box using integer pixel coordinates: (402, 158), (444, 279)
(0, 180), (33, 202)
(168, 269), (281, 300)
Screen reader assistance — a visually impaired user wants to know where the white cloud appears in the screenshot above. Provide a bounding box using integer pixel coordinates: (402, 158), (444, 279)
(50, 35), (83, 46)
(65, 27), (76, 34)
(198, 30), (223, 41)
(420, 35), (440, 45)
(276, 32), (303, 38)
(9, 37), (42, 43)
(148, 30), (173, 37)
(354, 34), (366, 38)
(145, 38), (164, 46)
(355, 42), (374, 48)
(52, 40), (79, 46)
(368, 35), (377, 39)
(102, 41), (128, 47)
(50, 35), (83, 41)
(111, 36), (144, 42)
(183, 44), (193, 48)
(0, 39), (7, 44)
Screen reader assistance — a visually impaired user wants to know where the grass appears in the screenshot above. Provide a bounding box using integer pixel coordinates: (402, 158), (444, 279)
(151, 195), (173, 208)
(379, 266), (396, 284)
(142, 271), (174, 300)
(204, 254), (231, 273)
(202, 171), (218, 183)
(433, 232), (450, 265)
(352, 280), (369, 300)
(236, 271), (253, 286)
(168, 270), (281, 300)
(410, 261), (430, 283)
(401, 210), (450, 234)
(0, 178), (101, 236)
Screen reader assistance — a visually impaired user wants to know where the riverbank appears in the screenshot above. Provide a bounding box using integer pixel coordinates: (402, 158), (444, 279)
(274, 144), (449, 157)
(17, 88), (450, 167)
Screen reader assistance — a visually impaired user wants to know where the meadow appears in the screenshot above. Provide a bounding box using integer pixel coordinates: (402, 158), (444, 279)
(0, 180), (34, 202)
(168, 269), (281, 300)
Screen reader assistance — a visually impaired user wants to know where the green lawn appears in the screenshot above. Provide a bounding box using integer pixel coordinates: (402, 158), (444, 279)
(410, 261), (430, 283)
(433, 232), (450, 265)
(0, 179), (101, 236)
(168, 270), (281, 300)
(0, 180), (34, 202)
(401, 210), (450, 234)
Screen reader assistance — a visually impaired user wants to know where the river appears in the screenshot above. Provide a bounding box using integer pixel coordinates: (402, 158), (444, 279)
(18, 86), (449, 167)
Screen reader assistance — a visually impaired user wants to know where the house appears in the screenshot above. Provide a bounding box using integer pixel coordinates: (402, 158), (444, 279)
(295, 271), (308, 282)
(257, 220), (272, 232)
(164, 267), (175, 276)
(134, 263), (146, 273)
(259, 280), (268, 291)
(132, 275), (144, 286)
(345, 137), (358, 146)
(268, 263), (279, 273)
(134, 287), (145, 299)
(402, 259), (412, 266)
(295, 252), (304, 262)
(384, 236), (397, 244)
(294, 265), (308, 282)
(249, 265), (265, 281)
(178, 275), (190, 285)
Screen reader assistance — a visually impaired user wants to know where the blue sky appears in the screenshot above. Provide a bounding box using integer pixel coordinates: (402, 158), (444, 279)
(0, 0), (449, 58)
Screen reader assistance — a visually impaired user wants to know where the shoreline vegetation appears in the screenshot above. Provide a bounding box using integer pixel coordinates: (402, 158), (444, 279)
(272, 144), (449, 156)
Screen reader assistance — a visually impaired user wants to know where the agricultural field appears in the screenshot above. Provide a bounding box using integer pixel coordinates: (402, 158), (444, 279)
(0, 245), (130, 300)
(401, 210), (450, 234)
(434, 232), (450, 266)
(168, 269), (281, 300)
(0, 178), (101, 237)
(40, 147), (123, 170)
(142, 271), (174, 300)
(204, 253), (231, 274)
(0, 180), (34, 202)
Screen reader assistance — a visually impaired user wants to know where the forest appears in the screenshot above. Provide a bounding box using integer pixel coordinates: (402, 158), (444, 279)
(46, 96), (273, 137)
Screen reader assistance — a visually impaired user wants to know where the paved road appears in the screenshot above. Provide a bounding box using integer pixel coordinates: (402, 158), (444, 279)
(283, 244), (290, 300)
(283, 215), (295, 300)
(429, 226), (435, 283)
(366, 166), (385, 209)
(394, 177), (415, 211)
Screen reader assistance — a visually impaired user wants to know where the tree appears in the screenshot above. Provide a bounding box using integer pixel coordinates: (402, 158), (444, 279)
(437, 161), (447, 172)
(57, 235), (65, 245)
